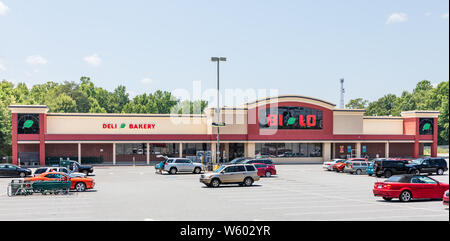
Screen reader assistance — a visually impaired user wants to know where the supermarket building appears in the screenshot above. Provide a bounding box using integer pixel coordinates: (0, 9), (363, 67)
(9, 95), (440, 166)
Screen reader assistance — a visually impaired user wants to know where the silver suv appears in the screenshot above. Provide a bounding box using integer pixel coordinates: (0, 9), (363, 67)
(199, 164), (260, 188)
(163, 158), (204, 174)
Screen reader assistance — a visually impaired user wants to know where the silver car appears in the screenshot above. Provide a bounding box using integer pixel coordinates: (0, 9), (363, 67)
(199, 164), (260, 188)
(163, 158), (204, 174)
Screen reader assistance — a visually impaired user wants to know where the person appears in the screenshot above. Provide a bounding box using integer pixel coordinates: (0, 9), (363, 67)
(72, 163), (79, 173)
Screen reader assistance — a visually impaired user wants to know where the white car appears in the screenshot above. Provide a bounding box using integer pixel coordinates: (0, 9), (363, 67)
(323, 159), (346, 171)
(163, 158), (204, 175)
(33, 167), (87, 178)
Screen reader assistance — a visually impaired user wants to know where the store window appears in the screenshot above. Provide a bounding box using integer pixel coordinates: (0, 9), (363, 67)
(150, 143), (179, 157)
(255, 143), (322, 158)
(182, 143), (211, 156)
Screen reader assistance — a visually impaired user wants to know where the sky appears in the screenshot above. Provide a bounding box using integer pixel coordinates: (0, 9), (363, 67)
(0, 0), (448, 107)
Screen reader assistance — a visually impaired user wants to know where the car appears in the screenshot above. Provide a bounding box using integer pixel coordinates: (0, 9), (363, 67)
(253, 163), (277, 177)
(0, 164), (32, 178)
(366, 161), (376, 176)
(373, 174), (449, 202)
(443, 190), (449, 207)
(68, 161), (94, 176)
(26, 172), (95, 192)
(323, 159), (346, 171)
(34, 167), (86, 178)
(226, 157), (251, 165)
(344, 158), (369, 175)
(163, 158), (204, 174)
(406, 158), (448, 175)
(243, 159), (274, 166)
(333, 162), (346, 172)
(199, 164), (260, 188)
(373, 159), (411, 178)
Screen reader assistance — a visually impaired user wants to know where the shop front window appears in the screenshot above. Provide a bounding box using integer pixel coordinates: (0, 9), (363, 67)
(255, 143), (322, 158)
(150, 143), (179, 157)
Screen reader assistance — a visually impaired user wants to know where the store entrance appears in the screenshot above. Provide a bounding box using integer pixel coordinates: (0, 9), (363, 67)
(229, 143), (245, 161)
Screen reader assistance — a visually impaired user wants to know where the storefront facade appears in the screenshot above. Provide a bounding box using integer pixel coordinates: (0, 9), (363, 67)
(9, 95), (440, 166)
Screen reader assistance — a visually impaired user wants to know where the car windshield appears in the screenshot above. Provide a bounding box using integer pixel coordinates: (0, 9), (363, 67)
(412, 159), (423, 165)
(214, 166), (226, 173)
(386, 176), (403, 182)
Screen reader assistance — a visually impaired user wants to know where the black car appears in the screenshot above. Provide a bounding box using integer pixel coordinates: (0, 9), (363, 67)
(373, 159), (410, 178)
(406, 158), (448, 175)
(0, 164), (32, 178)
(226, 157), (251, 165)
(243, 159), (274, 166)
(68, 161), (94, 175)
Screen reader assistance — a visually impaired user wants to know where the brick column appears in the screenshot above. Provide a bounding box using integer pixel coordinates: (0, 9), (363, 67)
(431, 117), (438, 157)
(39, 113), (46, 166)
(11, 113), (18, 165)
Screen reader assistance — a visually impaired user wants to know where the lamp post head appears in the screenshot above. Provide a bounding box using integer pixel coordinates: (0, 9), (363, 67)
(211, 57), (227, 62)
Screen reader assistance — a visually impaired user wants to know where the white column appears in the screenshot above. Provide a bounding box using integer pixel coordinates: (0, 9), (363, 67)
(247, 143), (256, 158)
(356, 142), (361, 158)
(146, 143), (150, 165)
(385, 142), (389, 158)
(179, 143), (183, 158)
(78, 143), (82, 164)
(113, 143), (116, 165)
(323, 142), (331, 162)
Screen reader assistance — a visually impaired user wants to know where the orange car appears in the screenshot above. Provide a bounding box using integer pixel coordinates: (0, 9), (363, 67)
(25, 172), (95, 192)
(333, 162), (346, 172)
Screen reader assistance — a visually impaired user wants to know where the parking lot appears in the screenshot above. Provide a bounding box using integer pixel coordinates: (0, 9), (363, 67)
(0, 164), (448, 221)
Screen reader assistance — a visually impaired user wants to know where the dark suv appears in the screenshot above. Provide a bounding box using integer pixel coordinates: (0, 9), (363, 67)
(243, 159), (274, 166)
(373, 159), (410, 178)
(406, 158), (448, 175)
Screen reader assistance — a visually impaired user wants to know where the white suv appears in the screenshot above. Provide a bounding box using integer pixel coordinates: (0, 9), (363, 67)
(163, 158), (204, 174)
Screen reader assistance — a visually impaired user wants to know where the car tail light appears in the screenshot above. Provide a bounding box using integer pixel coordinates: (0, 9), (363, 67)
(383, 184), (391, 189)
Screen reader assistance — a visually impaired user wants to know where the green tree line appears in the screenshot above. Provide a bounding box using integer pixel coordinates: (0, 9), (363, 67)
(0, 77), (207, 156)
(346, 80), (449, 145)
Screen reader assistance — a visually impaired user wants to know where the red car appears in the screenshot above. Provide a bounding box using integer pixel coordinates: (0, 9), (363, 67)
(25, 172), (95, 192)
(373, 174), (449, 202)
(333, 162), (346, 172)
(444, 190), (449, 206)
(253, 163), (277, 177)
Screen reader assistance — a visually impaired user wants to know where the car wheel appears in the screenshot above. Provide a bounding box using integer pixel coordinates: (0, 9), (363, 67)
(368, 174), (373, 177)
(384, 170), (392, 178)
(170, 168), (177, 175)
(383, 197), (392, 201)
(437, 168), (444, 175)
(19, 172), (26, 178)
(210, 179), (220, 188)
(265, 171), (272, 177)
(414, 169), (420, 175)
(75, 182), (87, 192)
(356, 169), (362, 175)
(399, 190), (412, 202)
(243, 177), (254, 187)
(194, 167), (201, 174)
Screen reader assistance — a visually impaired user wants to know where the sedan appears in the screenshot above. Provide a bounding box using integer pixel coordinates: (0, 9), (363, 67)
(253, 163), (277, 177)
(323, 159), (346, 171)
(0, 164), (32, 178)
(373, 175), (449, 202)
(26, 172), (95, 192)
(333, 162), (346, 172)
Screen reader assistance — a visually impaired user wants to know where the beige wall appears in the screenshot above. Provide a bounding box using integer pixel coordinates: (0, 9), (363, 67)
(363, 118), (403, 135)
(333, 112), (364, 134)
(46, 115), (208, 135)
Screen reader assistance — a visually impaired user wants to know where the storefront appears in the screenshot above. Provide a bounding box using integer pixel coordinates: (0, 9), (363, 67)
(9, 95), (440, 166)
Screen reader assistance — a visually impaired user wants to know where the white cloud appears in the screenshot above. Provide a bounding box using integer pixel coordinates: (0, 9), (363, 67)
(84, 53), (102, 67)
(0, 1), (10, 16)
(26, 55), (48, 65)
(425, 12), (432, 17)
(140, 78), (153, 84)
(386, 13), (408, 24)
(442, 13), (449, 20)
(0, 63), (6, 72)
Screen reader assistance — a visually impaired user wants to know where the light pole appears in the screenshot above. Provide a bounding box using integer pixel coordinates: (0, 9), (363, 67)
(211, 57), (226, 170)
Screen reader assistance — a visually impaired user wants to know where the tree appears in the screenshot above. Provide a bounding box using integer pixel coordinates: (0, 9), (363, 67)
(346, 98), (368, 109)
(51, 93), (78, 113)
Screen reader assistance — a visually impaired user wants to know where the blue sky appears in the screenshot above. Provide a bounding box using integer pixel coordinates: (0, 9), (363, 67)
(0, 0), (448, 106)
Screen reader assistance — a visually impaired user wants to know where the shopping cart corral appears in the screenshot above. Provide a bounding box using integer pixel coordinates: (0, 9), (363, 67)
(7, 179), (72, 197)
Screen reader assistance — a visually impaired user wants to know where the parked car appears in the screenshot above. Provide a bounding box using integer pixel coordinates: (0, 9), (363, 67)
(373, 159), (410, 178)
(366, 161), (377, 176)
(68, 161), (94, 176)
(323, 159), (346, 171)
(34, 167), (86, 178)
(26, 172), (95, 192)
(199, 164), (260, 188)
(373, 174), (449, 202)
(0, 164), (32, 178)
(253, 163), (277, 177)
(406, 158), (448, 175)
(344, 158), (369, 175)
(226, 157), (251, 165)
(163, 158), (204, 174)
(243, 159), (274, 166)
(443, 190), (449, 207)
(333, 162), (346, 172)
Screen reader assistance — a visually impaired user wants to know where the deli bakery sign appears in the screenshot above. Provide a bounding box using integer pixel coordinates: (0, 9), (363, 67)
(102, 123), (156, 130)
